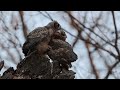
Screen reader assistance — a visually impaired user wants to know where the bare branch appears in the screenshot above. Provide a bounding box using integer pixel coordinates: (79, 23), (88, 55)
(85, 38), (99, 79)
(45, 11), (54, 21)
(0, 61), (4, 71)
(104, 60), (120, 79)
(64, 11), (114, 47)
(111, 11), (120, 55)
(38, 11), (53, 21)
(19, 11), (28, 40)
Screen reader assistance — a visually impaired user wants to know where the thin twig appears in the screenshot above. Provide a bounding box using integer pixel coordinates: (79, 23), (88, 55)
(104, 60), (120, 79)
(111, 11), (120, 55)
(64, 11), (114, 47)
(19, 11), (28, 40)
(91, 11), (111, 42)
(64, 28), (118, 60)
(45, 11), (53, 21)
(38, 11), (53, 21)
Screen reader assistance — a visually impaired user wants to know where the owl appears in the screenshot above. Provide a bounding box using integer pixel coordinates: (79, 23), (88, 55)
(48, 30), (78, 71)
(51, 28), (67, 41)
(22, 21), (62, 56)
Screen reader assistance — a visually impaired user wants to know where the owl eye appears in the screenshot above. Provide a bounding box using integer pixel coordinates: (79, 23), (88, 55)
(54, 22), (61, 30)
(61, 31), (65, 36)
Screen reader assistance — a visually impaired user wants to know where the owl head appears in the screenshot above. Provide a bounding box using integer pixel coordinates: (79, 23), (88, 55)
(52, 29), (67, 41)
(45, 21), (61, 32)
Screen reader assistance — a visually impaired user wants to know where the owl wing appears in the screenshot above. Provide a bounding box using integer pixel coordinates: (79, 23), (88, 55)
(48, 39), (78, 65)
(48, 48), (77, 63)
(22, 27), (52, 56)
(50, 39), (72, 50)
(27, 27), (49, 39)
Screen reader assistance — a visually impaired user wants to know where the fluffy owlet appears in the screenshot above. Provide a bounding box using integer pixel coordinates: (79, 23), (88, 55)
(48, 30), (78, 71)
(22, 21), (62, 56)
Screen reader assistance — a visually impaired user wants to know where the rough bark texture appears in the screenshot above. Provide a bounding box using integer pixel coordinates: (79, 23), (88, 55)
(0, 56), (76, 79)
(0, 40), (77, 79)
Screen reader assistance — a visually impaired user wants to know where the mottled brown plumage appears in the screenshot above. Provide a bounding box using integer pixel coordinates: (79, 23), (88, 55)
(52, 29), (67, 41)
(48, 31), (78, 71)
(22, 20), (77, 76)
(22, 21), (62, 56)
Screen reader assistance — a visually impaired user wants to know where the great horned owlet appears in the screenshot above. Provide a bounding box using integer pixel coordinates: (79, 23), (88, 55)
(22, 21), (62, 56)
(52, 29), (67, 41)
(48, 30), (78, 71)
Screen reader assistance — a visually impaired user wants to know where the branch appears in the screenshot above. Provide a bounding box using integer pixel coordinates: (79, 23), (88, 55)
(38, 11), (53, 21)
(45, 11), (54, 21)
(111, 11), (120, 55)
(0, 61), (4, 71)
(64, 29), (118, 60)
(85, 38), (99, 79)
(104, 60), (120, 79)
(64, 11), (114, 47)
(19, 11), (28, 40)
